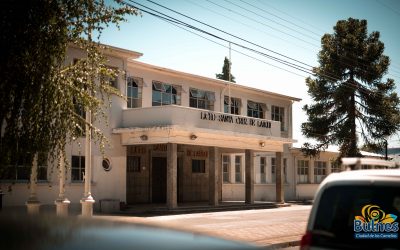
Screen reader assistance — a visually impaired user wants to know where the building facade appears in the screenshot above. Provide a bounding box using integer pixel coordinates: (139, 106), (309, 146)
(4, 45), (388, 210)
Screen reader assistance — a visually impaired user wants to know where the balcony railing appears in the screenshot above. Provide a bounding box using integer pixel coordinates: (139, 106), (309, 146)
(121, 105), (282, 137)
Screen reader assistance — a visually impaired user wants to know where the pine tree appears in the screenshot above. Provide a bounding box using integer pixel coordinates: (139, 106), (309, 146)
(301, 18), (400, 158)
(216, 57), (235, 82)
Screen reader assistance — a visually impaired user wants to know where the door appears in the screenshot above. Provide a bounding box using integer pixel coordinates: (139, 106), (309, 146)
(152, 157), (167, 203)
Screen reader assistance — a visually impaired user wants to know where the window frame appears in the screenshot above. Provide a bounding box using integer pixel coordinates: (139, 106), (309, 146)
(297, 160), (309, 184)
(127, 76), (143, 108)
(222, 155), (230, 183)
(152, 81), (181, 106)
(247, 100), (264, 119)
(189, 88), (215, 111)
(271, 105), (285, 131)
(234, 155), (242, 183)
(224, 96), (241, 115)
(71, 155), (85, 182)
(260, 157), (267, 183)
(314, 161), (327, 183)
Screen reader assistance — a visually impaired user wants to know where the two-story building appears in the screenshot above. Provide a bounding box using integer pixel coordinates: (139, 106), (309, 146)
(2, 44), (302, 211)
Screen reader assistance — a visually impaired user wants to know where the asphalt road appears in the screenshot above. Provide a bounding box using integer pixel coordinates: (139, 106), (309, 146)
(97, 204), (311, 248)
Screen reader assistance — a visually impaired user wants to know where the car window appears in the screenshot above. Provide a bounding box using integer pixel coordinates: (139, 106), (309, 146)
(312, 185), (400, 249)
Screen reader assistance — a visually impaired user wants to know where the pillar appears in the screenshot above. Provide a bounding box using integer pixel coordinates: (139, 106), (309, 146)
(167, 143), (177, 209)
(81, 109), (95, 217)
(209, 147), (219, 206)
(245, 149), (254, 204)
(55, 152), (70, 216)
(275, 152), (284, 204)
(26, 153), (41, 215)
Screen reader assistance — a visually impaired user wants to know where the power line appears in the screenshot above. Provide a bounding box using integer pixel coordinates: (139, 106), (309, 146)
(124, 0), (392, 96)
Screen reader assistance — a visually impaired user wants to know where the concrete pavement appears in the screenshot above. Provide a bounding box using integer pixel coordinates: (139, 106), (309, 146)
(96, 204), (311, 248)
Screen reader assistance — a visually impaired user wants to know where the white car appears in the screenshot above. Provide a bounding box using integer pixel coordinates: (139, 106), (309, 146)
(301, 167), (400, 250)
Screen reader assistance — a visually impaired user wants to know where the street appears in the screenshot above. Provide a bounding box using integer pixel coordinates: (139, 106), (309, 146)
(97, 204), (311, 248)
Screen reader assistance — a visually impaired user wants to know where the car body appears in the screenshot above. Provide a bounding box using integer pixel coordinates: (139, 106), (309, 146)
(301, 167), (400, 250)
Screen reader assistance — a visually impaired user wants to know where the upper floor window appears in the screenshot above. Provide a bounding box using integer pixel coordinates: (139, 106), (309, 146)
(127, 76), (143, 108)
(152, 81), (181, 106)
(247, 101), (264, 119)
(297, 160), (309, 184)
(101, 66), (118, 89)
(189, 88), (215, 111)
(271, 105), (285, 131)
(314, 161), (327, 183)
(224, 96), (241, 115)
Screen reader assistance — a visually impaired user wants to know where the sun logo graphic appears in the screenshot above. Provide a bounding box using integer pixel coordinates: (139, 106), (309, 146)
(354, 204), (399, 239)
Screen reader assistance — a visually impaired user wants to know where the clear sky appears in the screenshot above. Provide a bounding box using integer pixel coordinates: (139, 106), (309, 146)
(100, 0), (400, 148)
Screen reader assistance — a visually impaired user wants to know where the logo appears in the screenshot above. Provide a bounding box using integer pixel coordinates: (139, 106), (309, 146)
(354, 204), (398, 239)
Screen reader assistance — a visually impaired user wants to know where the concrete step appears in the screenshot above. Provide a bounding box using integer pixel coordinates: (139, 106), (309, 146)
(119, 202), (290, 216)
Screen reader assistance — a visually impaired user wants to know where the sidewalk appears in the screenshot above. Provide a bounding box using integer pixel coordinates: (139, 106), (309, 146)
(96, 204), (311, 249)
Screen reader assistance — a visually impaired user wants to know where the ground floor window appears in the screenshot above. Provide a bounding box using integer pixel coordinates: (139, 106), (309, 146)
(222, 155), (230, 183)
(71, 155), (85, 181)
(235, 155), (242, 183)
(2, 153), (47, 181)
(331, 161), (341, 173)
(314, 161), (327, 183)
(297, 160), (309, 183)
(271, 157), (276, 183)
(192, 159), (206, 173)
(260, 157), (267, 183)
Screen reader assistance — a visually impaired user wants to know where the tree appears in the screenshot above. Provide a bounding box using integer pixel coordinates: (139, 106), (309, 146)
(216, 57), (235, 82)
(301, 18), (400, 159)
(0, 0), (138, 177)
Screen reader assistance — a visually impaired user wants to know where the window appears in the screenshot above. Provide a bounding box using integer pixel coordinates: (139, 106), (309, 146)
(314, 161), (327, 183)
(189, 88), (215, 111)
(2, 154), (47, 181)
(73, 99), (86, 137)
(71, 155), (85, 182)
(271, 157), (276, 183)
(331, 161), (341, 173)
(260, 157), (266, 183)
(101, 66), (118, 89)
(152, 81), (181, 106)
(247, 101), (264, 119)
(297, 160), (309, 183)
(192, 159), (205, 173)
(283, 158), (288, 183)
(102, 158), (111, 172)
(235, 155), (242, 183)
(271, 105), (285, 131)
(222, 155), (230, 183)
(127, 156), (141, 173)
(127, 76), (142, 108)
(224, 96), (241, 115)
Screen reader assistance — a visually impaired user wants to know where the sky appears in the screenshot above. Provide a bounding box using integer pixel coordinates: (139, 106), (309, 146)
(100, 0), (400, 148)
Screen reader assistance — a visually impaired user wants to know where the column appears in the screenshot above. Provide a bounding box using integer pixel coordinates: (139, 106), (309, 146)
(55, 152), (70, 216)
(209, 147), (219, 206)
(81, 109), (95, 217)
(309, 159), (314, 184)
(245, 149), (254, 204)
(275, 152), (284, 203)
(26, 153), (41, 214)
(167, 143), (177, 209)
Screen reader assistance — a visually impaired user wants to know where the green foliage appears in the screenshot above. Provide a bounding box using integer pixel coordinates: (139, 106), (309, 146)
(301, 18), (400, 159)
(216, 57), (236, 82)
(0, 0), (138, 177)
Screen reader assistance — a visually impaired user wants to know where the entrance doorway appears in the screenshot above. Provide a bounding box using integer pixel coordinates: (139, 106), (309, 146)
(152, 157), (167, 203)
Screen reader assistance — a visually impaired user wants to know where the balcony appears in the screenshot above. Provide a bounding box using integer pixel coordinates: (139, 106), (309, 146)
(120, 105), (281, 138)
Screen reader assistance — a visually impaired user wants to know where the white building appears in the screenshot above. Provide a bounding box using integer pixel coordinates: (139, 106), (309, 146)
(2, 45), (390, 211)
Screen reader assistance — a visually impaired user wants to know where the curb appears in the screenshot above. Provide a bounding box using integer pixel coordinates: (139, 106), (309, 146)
(263, 240), (300, 249)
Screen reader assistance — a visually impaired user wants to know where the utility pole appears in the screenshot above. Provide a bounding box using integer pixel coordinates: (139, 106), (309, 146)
(228, 42), (232, 114)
